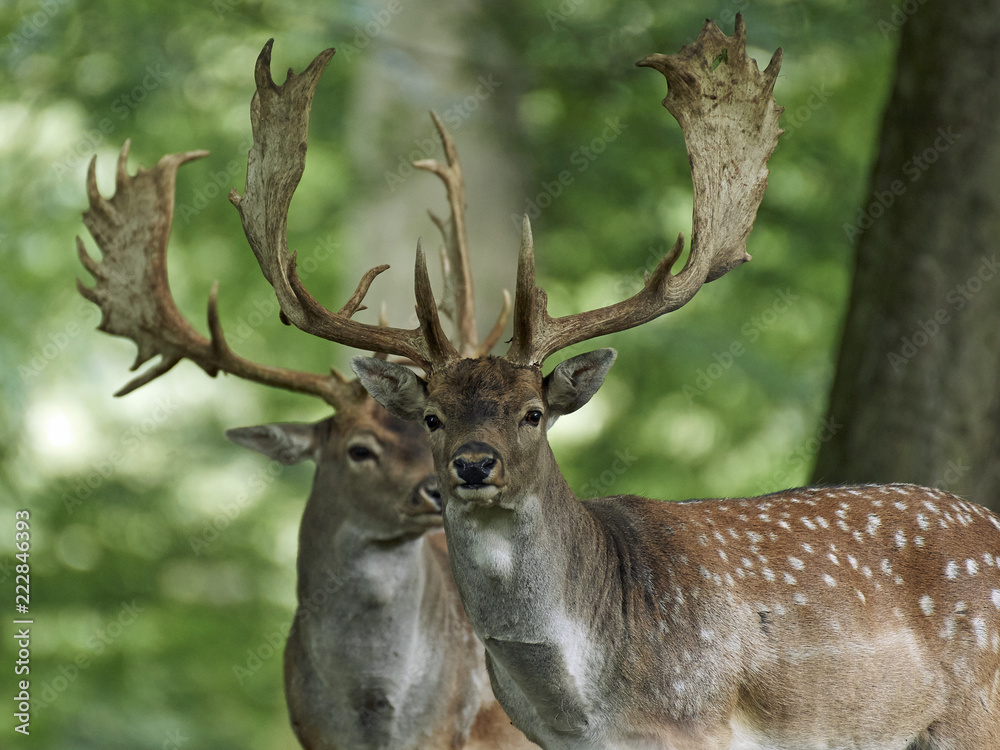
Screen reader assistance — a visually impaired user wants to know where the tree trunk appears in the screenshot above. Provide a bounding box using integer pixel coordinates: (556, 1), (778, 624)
(812, 0), (1000, 512)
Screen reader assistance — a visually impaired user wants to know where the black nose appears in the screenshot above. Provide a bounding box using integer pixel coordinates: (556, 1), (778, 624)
(453, 456), (496, 484)
(417, 476), (442, 511)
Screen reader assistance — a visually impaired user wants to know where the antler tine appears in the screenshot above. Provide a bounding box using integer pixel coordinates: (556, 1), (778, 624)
(506, 14), (783, 367)
(414, 111), (511, 358)
(230, 39), (457, 371)
(77, 141), (359, 409)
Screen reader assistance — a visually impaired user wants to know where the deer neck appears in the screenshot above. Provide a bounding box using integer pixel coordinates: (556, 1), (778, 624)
(442, 450), (650, 746)
(442, 446), (610, 641)
(296, 492), (435, 615)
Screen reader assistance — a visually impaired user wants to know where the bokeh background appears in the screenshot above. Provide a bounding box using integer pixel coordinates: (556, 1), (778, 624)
(2, 0), (908, 746)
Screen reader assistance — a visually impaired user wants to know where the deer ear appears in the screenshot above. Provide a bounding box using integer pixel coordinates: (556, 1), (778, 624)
(351, 356), (428, 422)
(544, 348), (617, 419)
(226, 421), (324, 465)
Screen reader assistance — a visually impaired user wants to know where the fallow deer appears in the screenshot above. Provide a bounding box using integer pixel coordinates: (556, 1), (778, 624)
(240, 16), (1000, 750)
(76, 41), (533, 749)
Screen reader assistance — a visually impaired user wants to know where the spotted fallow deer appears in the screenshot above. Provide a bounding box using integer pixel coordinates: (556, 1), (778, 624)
(75, 41), (535, 750)
(236, 15), (1000, 750)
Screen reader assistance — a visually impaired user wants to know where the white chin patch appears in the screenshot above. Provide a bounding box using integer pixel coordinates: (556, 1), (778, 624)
(454, 484), (501, 504)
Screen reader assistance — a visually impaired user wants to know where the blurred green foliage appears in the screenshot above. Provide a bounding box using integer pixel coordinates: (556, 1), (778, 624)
(1, 0), (903, 746)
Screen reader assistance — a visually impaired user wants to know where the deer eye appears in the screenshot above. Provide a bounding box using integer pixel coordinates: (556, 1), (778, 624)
(523, 410), (543, 427)
(347, 445), (376, 462)
(424, 414), (442, 432)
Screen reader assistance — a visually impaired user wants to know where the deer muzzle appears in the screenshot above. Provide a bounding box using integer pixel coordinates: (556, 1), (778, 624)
(450, 442), (505, 502)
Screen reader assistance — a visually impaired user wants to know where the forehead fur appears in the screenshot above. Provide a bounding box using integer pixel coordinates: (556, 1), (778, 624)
(428, 357), (542, 420)
(333, 390), (427, 444)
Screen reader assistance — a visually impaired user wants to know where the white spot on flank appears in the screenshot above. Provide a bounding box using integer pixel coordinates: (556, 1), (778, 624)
(881, 559), (893, 576)
(894, 530), (907, 549)
(852, 530), (864, 544)
(788, 556), (805, 570)
(916, 513), (930, 530)
(920, 595), (934, 616)
(866, 514), (882, 536)
(802, 543), (815, 554)
(816, 517), (829, 529)
(940, 616), (956, 640)
(823, 574), (837, 587)
(966, 559), (979, 576)
(794, 593), (808, 605)
(862, 566), (873, 578)
(973, 618), (988, 649)
(801, 518), (817, 531)
(924, 501), (940, 515)
(828, 553), (839, 566)
(777, 520), (791, 531)
(914, 536), (925, 548)
(857, 590), (866, 603)
(837, 521), (850, 532)
(847, 555), (858, 569)
(894, 501), (907, 511)
(945, 561), (959, 580)
(991, 590), (1000, 609)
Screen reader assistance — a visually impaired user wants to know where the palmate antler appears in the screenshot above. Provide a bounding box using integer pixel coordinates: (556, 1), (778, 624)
(505, 14), (783, 365)
(76, 140), (364, 408)
(238, 18), (781, 372)
(229, 41), (458, 371)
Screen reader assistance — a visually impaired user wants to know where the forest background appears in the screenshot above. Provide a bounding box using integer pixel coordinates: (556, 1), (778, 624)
(0, 0), (973, 747)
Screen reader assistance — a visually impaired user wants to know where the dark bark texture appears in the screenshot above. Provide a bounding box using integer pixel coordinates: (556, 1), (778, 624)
(812, 0), (1000, 512)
